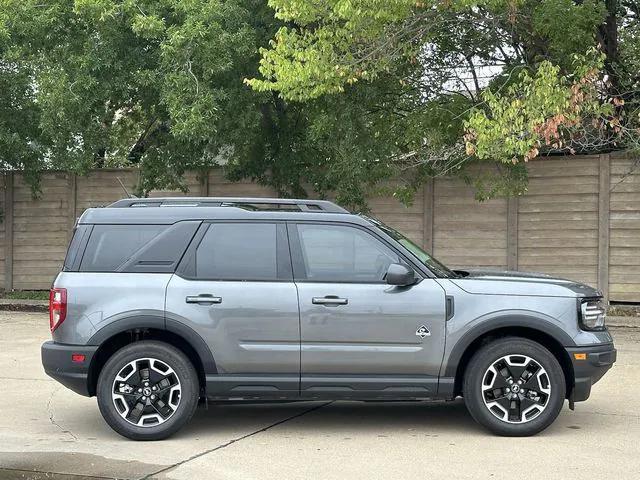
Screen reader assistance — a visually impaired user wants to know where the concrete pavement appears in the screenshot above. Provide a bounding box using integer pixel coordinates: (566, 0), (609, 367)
(0, 311), (638, 480)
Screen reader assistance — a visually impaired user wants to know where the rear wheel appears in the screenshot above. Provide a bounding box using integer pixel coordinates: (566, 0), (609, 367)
(463, 337), (565, 436)
(97, 341), (199, 440)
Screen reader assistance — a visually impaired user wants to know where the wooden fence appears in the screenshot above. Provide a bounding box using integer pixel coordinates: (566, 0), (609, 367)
(1, 152), (639, 303)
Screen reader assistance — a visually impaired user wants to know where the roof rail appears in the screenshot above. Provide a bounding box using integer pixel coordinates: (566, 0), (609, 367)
(107, 197), (349, 213)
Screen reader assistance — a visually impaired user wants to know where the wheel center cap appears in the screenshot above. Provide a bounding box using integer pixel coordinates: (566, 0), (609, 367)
(511, 385), (520, 393)
(143, 387), (152, 396)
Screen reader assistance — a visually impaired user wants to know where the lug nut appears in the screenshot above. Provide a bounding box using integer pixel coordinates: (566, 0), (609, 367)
(144, 382), (149, 387)
(152, 386), (157, 391)
(142, 396), (146, 401)
(151, 395), (156, 400)
(508, 380), (513, 384)
(506, 388), (511, 392)
(138, 388), (142, 393)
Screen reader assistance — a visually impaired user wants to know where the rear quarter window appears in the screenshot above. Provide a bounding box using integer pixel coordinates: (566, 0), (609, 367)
(80, 225), (167, 272)
(63, 225), (91, 271)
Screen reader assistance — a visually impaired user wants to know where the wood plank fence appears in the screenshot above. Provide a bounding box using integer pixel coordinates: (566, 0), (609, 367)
(1, 152), (639, 303)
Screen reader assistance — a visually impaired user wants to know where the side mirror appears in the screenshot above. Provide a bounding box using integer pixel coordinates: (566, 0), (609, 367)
(385, 263), (416, 286)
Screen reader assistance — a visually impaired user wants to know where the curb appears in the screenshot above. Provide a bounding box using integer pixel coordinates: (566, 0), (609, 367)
(0, 304), (48, 313)
(606, 316), (640, 329)
(0, 299), (48, 313)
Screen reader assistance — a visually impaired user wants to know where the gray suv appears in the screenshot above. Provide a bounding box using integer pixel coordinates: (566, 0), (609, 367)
(41, 197), (616, 440)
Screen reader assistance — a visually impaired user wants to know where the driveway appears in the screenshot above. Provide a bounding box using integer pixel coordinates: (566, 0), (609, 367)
(0, 311), (638, 480)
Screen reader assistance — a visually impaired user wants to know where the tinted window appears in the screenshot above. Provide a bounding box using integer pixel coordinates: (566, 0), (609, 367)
(195, 223), (278, 280)
(80, 225), (167, 272)
(64, 225), (90, 271)
(296, 224), (399, 282)
(120, 221), (200, 273)
(363, 215), (456, 278)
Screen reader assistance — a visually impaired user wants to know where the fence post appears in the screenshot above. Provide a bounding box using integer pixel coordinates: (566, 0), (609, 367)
(68, 173), (77, 242)
(507, 196), (519, 271)
(597, 153), (611, 303)
(423, 178), (434, 253)
(4, 172), (13, 291)
(200, 169), (210, 197)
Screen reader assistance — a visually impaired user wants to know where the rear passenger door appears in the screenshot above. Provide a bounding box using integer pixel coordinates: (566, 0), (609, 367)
(165, 221), (300, 398)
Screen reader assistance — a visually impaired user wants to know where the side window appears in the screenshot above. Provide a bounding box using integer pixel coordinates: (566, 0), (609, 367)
(80, 225), (167, 272)
(295, 224), (399, 282)
(63, 225), (90, 271)
(195, 223), (279, 280)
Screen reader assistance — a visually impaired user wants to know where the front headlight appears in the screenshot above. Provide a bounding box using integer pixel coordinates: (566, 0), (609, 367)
(579, 298), (607, 331)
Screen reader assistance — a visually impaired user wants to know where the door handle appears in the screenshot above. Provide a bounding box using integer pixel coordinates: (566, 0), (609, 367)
(185, 294), (222, 305)
(312, 296), (348, 306)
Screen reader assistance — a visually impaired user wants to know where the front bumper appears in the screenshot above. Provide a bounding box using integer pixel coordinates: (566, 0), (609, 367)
(566, 342), (616, 403)
(41, 341), (98, 397)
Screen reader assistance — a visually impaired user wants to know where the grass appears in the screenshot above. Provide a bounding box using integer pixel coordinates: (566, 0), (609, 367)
(1, 290), (49, 301)
(609, 305), (640, 317)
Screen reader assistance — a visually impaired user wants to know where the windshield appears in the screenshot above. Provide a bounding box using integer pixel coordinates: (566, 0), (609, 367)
(363, 215), (457, 278)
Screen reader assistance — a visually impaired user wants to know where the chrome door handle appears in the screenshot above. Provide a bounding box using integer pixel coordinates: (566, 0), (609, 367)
(185, 295), (222, 305)
(312, 296), (348, 306)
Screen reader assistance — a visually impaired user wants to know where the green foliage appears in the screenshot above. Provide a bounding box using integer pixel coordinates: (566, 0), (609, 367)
(1, 0), (639, 205)
(465, 54), (612, 164)
(0, 0), (269, 194)
(531, 0), (606, 68)
(247, 0), (417, 99)
(249, 0), (610, 98)
(248, 0), (640, 199)
(461, 162), (529, 202)
(229, 70), (449, 208)
(1, 290), (49, 300)
(0, 0), (439, 207)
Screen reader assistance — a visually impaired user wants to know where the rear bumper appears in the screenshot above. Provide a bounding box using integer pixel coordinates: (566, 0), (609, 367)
(41, 341), (98, 397)
(567, 342), (616, 402)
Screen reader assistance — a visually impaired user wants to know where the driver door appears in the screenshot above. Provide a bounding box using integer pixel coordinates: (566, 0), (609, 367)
(288, 222), (446, 399)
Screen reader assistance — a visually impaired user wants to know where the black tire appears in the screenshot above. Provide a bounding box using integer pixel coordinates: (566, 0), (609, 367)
(97, 340), (199, 440)
(463, 337), (565, 436)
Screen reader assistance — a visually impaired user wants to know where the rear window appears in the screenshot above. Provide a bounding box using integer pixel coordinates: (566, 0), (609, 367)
(80, 225), (167, 272)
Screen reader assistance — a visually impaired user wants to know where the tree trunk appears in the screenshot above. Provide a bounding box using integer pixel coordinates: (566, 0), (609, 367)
(599, 0), (619, 89)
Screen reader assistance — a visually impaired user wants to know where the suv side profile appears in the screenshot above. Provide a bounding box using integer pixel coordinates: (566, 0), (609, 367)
(42, 197), (616, 440)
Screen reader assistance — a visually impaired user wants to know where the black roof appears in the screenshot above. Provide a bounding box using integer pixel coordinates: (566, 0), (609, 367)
(78, 197), (367, 225)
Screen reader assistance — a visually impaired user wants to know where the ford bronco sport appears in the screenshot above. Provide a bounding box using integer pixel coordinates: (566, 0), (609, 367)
(41, 197), (616, 440)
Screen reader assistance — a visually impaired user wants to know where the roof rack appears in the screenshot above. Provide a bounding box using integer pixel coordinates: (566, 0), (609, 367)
(107, 197), (349, 213)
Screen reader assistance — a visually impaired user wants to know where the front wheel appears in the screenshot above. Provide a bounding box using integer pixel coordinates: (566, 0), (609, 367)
(97, 341), (199, 440)
(463, 337), (566, 436)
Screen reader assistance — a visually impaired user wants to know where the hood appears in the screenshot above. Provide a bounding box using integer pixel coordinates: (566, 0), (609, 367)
(450, 268), (601, 298)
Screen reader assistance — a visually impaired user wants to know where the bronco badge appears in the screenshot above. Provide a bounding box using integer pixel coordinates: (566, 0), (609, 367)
(415, 325), (431, 338)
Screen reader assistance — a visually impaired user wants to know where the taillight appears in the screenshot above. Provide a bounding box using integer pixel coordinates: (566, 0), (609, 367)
(49, 288), (67, 332)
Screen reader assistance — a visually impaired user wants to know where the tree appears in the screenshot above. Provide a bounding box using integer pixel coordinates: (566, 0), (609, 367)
(0, 0), (423, 207)
(0, 0), (263, 192)
(2, 1), (639, 206)
(249, 0), (640, 198)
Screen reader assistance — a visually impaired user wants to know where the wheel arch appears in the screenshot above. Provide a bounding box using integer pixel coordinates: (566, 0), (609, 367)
(86, 315), (217, 397)
(444, 317), (575, 399)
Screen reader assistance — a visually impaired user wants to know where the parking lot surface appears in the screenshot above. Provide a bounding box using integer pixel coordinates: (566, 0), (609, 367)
(0, 311), (638, 480)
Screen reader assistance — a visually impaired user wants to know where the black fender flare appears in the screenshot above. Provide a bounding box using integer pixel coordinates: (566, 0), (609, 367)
(87, 314), (217, 374)
(442, 313), (576, 378)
